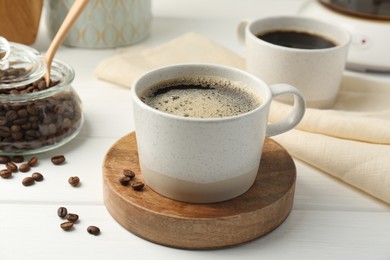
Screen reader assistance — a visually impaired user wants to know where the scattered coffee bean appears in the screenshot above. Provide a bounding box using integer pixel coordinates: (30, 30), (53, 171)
(87, 226), (100, 236)
(18, 163), (30, 172)
(6, 161), (18, 172)
(22, 176), (35, 186)
(57, 207), (68, 218)
(0, 155), (10, 164)
(66, 213), (79, 223)
(60, 221), (74, 231)
(123, 169), (135, 179)
(119, 176), (131, 186)
(27, 157), (39, 167)
(51, 155), (65, 165)
(12, 156), (24, 163)
(32, 172), (44, 181)
(68, 176), (80, 187)
(0, 169), (12, 178)
(131, 181), (145, 191)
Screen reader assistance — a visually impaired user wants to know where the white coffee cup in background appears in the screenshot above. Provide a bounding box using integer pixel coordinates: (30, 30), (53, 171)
(238, 16), (351, 108)
(131, 64), (305, 203)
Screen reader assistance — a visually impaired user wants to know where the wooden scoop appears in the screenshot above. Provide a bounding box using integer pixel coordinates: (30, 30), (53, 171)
(44, 0), (89, 86)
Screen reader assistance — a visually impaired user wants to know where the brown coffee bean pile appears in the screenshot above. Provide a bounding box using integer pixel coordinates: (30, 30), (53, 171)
(57, 207), (100, 235)
(0, 67), (57, 94)
(0, 154), (73, 187)
(21, 172), (44, 186)
(118, 168), (144, 191)
(0, 73), (82, 153)
(0, 68), (28, 83)
(57, 207), (79, 231)
(1, 154), (101, 236)
(0, 155), (40, 183)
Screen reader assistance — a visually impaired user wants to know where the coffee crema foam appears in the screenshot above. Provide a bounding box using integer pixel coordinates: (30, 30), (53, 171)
(140, 77), (262, 118)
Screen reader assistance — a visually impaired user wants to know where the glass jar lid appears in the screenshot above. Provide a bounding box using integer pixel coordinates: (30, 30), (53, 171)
(0, 36), (46, 89)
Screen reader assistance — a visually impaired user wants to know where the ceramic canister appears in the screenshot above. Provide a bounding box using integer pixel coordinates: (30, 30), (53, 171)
(47, 0), (152, 48)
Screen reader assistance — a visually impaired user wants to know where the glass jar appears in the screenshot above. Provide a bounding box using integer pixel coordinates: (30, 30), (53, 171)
(0, 38), (83, 155)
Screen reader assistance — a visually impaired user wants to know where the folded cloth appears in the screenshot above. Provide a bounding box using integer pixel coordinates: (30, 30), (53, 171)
(95, 32), (390, 204)
(95, 32), (244, 88)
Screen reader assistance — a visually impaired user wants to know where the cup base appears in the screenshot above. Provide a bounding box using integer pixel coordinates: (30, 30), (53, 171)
(141, 163), (259, 203)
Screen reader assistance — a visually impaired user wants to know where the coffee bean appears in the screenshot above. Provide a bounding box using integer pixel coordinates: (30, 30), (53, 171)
(6, 161), (18, 172)
(60, 221), (74, 231)
(0, 117), (7, 126)
(32, 172), (44, 181)
(87, 226), (100, 236)
(12, 155), (24, 163)
(22, 176), (35, 186)
(6, 110), (17, 121)
(68, 176), (80, 187)
(51, 155), (65, 165)
(57, 207), (68, 218)
(66, 213), (79, 223)
(0, 155), (10, 164)
(119, 176), (131, 186)
(123, 169), (135, 179)
(19, 163), (30, 172)
(27, 157), (38, 167)
(0, 169), (12, 178)
(131, 181), (145, 191)
(0, 126), (10, 138)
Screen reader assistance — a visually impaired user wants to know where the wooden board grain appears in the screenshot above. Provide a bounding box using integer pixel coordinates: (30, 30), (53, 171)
(102, 132), (296, 249)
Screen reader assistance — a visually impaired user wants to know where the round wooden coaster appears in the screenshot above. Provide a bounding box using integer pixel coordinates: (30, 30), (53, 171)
(102, 132), (296, 249)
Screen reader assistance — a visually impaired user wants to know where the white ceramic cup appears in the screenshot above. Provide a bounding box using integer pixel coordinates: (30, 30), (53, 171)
(238, 16), (351, 108)
(131, 64), (305, 203)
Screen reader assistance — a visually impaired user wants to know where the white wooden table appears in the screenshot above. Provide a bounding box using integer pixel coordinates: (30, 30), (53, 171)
(1, 1), (389, 259)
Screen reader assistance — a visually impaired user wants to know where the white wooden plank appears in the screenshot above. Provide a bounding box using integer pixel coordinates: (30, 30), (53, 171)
(0, 205), (389, 260)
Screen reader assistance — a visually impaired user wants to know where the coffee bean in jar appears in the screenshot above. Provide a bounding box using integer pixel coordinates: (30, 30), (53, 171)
(0, 39), (83, 155)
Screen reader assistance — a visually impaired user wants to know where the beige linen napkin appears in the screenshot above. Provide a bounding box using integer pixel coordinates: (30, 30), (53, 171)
(95, 33), (244, 88)
(95, 32), (390, 204)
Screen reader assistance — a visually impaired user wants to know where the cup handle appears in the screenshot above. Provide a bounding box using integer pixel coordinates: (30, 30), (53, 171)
(266, 84), (306, 137)
(237, 19), (250, 45)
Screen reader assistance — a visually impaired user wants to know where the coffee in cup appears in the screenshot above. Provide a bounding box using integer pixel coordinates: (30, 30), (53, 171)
(256, 30), (337, 50)
(140, 76), (262, 118)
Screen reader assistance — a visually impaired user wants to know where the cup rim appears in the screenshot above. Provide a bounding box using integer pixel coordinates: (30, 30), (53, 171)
(131, 63), (272, 122)
(247, 15), (352, 53)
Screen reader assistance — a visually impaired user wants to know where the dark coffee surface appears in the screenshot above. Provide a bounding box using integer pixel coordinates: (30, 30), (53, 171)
(257, 30), (337, 49)
(140, 77), (262, 118)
